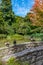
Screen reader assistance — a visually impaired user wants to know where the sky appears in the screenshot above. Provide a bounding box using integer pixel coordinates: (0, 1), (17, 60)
(11, 0), (34, 17)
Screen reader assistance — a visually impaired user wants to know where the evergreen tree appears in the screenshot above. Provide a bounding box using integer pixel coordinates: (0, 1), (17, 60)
(1, 0), (15, 25)
(0, 0), (15, 34)
(0, 0), (4, 34)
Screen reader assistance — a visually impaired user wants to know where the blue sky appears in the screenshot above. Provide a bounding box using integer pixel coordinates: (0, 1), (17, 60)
(11, 0), (34, 17)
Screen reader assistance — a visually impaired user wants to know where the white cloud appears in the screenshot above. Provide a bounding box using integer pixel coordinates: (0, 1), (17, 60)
(22, 1), (24, 5)
(15, 7), (30, 17)
(12, 0), (34, 17)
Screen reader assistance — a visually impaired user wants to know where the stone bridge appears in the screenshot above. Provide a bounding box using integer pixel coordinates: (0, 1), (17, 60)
(0, 41), (43, 65)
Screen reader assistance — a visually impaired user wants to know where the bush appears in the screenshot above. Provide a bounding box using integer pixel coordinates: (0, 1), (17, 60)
(6, 57), (30, 65)
(0, 61), (4, 65)
(0, 34), (7, 39)
(6, 57), (22, 65)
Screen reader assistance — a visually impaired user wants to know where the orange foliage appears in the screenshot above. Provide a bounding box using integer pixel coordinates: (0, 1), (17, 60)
(29, 0), (43, 26)
(31, 0), (43, 12)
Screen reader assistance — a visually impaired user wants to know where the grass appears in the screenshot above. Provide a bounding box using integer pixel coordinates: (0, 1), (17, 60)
(6, 57), (30, 65)
(0, 34), (42, 47)
(0, 34), (30, 47)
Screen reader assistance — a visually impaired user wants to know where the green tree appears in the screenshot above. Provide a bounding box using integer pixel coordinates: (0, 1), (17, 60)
(0, 0), (15, 34)
(1, 0), (15, 25)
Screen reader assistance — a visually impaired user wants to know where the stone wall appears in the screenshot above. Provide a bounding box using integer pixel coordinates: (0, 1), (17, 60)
(11, 41), (43, 53)
(0, 41), (43, 65)
(16, 47), (43, 65)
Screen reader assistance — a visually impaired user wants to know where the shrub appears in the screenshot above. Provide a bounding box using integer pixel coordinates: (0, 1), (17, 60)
(6, 57), (30, 65)
(6, 57), (22, 65)
(0, 60), (4, 65)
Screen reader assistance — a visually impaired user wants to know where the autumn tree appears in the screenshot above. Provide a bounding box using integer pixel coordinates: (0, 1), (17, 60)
(29, 0), (43, 26)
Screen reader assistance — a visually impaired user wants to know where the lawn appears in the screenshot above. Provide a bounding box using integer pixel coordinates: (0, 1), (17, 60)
(0, 34), (30, 47)
(0, 34), (42, 47)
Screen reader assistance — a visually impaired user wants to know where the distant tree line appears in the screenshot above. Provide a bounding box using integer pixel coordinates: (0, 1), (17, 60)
(0, 0), (43, 40)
